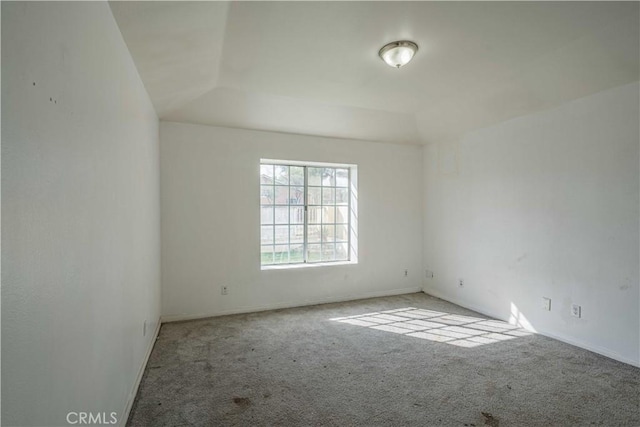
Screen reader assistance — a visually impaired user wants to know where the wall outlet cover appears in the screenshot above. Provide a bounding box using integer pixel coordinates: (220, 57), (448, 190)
(571, 304), (581, 318)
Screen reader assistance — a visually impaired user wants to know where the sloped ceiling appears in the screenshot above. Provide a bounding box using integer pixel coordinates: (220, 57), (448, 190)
(110, 1), (639, 145)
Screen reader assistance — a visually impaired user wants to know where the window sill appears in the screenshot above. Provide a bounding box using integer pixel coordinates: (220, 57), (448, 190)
(261, 260), (358, 271)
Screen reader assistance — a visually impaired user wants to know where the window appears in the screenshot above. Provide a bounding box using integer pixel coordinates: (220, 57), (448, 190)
(260, 160), (357, 267)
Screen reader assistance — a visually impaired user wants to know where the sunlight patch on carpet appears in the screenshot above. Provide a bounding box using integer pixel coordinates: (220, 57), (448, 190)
(330, 307), (532, 347)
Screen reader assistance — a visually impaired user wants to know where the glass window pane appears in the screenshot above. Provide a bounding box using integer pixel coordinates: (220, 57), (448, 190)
(336, 242), (349, 261)
(335, 188), (348, 205)
(274, 207), (288, 224)
(261, 226), (274, 244)
(308, 187), (321, 205)
(275, 165), (289, 185)
(335, 224), (348, 242)
(322, 243), (336, 261)
(322, 206), (335, 223)
(274, 244), (289, 264)
(322, 168), (336, 186)
(290, 225), (304, 244)
(322, 225), (335, 242)
(290, 206), (304, 224)
(308, 206), (322, 224)
(308, 225), (321, 243)
(290, 166), (304, 185)
(289, 244), (304, 263)
(275, 186), (289, 204)
(261, 206), (274, 224)
(275, 225), (289, 244)
(261, 161), (352, 267)
(322, 188), (335, 205)
(260, 164), (274, 185)
(308, 167), (322, 186)
(336, 206), (348, 223)
(261, 185), (274, 204)
(336, 169), (349, 187)
(308, 244), (322, 262)
(290, 186), (304, 205)
(261, 245), (274, 265)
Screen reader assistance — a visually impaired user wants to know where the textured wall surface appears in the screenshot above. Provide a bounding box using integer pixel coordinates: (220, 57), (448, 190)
(423, 82), (640, 366)
(160, 122), (423, 321)
(2, 3), (161, 425)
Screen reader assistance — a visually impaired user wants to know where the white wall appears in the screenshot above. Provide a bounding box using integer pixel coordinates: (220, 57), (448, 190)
(160, 122), (423, 321)
(2, 3), (161, 426)
(423, 82), (640, 366)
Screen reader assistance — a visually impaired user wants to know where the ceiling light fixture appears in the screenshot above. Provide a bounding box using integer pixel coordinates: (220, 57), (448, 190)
(378, 40), (419, 69)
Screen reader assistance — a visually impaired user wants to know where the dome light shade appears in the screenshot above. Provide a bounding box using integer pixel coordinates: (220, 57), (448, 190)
(378, 40), (419, 68)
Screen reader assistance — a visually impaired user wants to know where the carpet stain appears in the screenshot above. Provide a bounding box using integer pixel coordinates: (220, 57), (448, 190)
(233, 397), (251, 408)
(482, 411), (499, 427)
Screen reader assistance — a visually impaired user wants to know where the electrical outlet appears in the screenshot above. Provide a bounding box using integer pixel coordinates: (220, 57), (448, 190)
(542, 297), (551, 311)
(404, 269), (408, 277)
(425, 270), (434, 279)
(221, 285), (228, 296)
(571, 304), (581, 318)
(458, 279), (464, 288)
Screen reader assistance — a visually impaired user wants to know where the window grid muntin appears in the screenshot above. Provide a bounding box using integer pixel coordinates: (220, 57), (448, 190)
(260, 163), (351, 266)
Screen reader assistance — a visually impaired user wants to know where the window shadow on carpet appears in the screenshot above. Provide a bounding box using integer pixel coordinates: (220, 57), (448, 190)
(330, 307), (532, 348)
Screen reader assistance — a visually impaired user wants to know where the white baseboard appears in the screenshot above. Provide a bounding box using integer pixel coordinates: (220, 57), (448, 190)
(422, 287), (511, 324)
(422, 288), (639, 368)
(161, 286), (423, 323)
(120, 319), (161, 427)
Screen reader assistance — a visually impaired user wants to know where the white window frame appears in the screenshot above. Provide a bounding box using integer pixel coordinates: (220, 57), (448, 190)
(260, 159), (358, 270)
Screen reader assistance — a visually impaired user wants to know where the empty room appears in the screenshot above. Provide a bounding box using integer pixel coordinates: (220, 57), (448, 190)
(2, 1), (639, 426)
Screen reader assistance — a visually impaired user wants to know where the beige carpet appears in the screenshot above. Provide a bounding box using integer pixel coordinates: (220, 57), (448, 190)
(128, 293), (639, 426)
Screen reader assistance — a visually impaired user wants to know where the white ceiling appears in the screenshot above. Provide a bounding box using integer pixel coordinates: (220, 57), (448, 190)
(110, 1), (639, 145)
